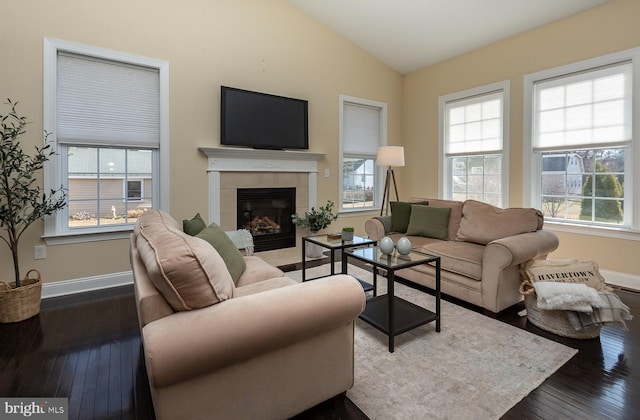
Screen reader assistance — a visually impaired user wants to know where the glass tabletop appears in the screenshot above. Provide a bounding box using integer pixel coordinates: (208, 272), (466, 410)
(304, 234), (376, 249)
(345, 246), (439, 270)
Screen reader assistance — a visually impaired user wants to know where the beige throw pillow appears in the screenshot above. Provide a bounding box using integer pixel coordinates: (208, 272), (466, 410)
(455, 200), (543, 245)
(521, 259), (609, 291)
(136, 217), (234, 311)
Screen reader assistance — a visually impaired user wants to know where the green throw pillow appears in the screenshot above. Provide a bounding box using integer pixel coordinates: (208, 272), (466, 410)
(406, 205), (451, 240)
(183, 213), (206, 236)
(196, 223), (246, 284)
(390, 201), (428, 233)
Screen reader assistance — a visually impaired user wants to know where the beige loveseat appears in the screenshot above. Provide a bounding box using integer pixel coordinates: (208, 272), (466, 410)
(130, 210), (366, 420)
(365, 198), (559, 313)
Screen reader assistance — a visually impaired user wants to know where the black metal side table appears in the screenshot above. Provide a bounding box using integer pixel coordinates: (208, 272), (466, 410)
(344, 247), (441, 352)
(302, 234), (376, 291)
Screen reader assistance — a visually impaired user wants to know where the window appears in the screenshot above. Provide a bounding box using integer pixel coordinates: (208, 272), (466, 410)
(524, 49), (639, 235)
(439, 81), (509, 207)
(339, 95), (387, 212)
(126, 180), (144, 202)
(44, 38), (169, 242)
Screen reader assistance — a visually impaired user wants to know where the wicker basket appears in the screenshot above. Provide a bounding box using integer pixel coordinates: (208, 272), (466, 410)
(519, 279), (600, 339)
(0, 269), (42, 323)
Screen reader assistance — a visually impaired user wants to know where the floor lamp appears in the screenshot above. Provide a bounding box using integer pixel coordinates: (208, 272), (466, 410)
(377, 146), (405, 216)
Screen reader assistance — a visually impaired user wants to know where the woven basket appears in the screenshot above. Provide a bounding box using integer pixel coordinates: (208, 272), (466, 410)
(520, 281), (600, 339)
(0, 269), (42, 323)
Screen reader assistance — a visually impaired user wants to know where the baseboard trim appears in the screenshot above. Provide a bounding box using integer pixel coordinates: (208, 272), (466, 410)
(42, 271), (134, 299)
(39, 268), (638, 298)
(601, 269), (639, 292)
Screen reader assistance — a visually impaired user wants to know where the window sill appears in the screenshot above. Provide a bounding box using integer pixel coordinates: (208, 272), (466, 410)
(544, 221), (640, 242)
(339, 208), (382, 217)
(44, 227), (133, 245)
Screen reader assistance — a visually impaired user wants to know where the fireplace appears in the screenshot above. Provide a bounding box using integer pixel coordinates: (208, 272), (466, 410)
(237, 187), (296, 252)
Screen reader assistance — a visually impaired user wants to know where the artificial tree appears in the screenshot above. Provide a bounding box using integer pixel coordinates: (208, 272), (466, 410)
(0, 99), (67, 287)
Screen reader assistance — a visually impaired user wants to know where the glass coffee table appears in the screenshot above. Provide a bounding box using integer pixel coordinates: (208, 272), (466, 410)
(344, 247), (441, 353)
(302, 234), (376, 291)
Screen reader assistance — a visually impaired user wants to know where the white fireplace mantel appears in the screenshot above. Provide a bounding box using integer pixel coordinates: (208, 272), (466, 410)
(199, 147), (326, 224)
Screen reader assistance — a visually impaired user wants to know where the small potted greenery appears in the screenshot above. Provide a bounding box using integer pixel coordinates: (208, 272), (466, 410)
(341, 226), (355, 241)
(292, 200), (338, 258)
(0, 99), (67, 322)
(291, 200), (338, 233)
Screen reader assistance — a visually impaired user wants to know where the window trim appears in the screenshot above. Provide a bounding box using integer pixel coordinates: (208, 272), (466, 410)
(338, 94), (388, 214)
(438, 80), (510, 206)
(523, 47), (640, 238)
(43, 37), (170, 244)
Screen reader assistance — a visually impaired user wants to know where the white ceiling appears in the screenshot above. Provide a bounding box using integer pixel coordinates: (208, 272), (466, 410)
(289, 0), (611, 75)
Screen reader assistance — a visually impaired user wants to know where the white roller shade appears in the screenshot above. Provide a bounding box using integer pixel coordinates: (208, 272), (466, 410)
(343, 102), (380, 155)
(445, 91), (503, 155)
(533, 61), (632, 151)
(57, 52), (160, 147)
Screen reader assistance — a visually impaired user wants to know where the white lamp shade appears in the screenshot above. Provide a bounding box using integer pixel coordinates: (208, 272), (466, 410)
(376, 146), (405, 167)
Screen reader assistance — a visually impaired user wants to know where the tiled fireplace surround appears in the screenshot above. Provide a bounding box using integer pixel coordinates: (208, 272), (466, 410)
(199, 147), (326, 262)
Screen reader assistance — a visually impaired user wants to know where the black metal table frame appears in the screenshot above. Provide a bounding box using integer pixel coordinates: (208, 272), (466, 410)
(344, 248), (441, 352)
(301, 234), (376, 291)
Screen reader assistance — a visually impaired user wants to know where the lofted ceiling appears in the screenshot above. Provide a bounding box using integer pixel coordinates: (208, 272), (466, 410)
(289, 0), (611, 75)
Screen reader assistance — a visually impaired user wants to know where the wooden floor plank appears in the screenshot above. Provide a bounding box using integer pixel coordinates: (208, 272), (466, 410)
(0, 274), (637, 419)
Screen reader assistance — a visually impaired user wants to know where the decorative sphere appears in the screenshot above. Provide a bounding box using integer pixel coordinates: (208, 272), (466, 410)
(396, 236), (412, 255)
(379, 236), (395, 255)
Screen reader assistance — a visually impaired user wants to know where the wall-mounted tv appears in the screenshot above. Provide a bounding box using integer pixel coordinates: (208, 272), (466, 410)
(221, 86), (309, 150)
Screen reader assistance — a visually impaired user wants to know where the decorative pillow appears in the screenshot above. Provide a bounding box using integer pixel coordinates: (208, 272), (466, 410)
(455, 200), (543, 245)
(136, 224), (234, 311)
(521, 259), (609, 291)
(390, 200), (428, 233)
(196, 223), (247, 284)
(183, 213), (206, 236)
(406, 205), (451, 240)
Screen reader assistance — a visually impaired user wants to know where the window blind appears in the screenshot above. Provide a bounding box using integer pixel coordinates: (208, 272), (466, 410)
(533, 61), (632, 151)
(57, 52), (160, 147)
(445, 91), (503, 155)
(343, 102), (380, 155)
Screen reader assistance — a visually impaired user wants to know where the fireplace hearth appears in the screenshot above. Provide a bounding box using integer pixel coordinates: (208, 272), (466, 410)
(237, 187), (296, 252)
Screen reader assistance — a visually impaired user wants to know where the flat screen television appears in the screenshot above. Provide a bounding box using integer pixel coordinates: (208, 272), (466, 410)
(221, 86), (309, 150)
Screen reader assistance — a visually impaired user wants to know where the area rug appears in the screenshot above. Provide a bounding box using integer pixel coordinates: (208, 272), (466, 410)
(286, 263), (578, 420)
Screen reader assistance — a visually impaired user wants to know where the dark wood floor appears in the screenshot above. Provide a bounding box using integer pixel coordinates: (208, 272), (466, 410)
(0, 261), (637, 419)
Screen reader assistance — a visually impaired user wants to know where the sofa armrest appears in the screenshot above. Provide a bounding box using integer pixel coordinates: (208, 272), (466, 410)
(364, 216), (391, 240)
(481, 230), (559, 312)
(142, 274), (366, 388)
(484, 230), (559, 268)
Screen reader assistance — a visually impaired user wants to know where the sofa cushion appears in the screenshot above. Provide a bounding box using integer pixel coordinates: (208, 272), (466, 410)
(409, 197), (463, 240)
(422, 240), (485, 281)
(406, 205), (451, 240)
(183, 212), (207, 236)
(235, 256), (285, 287)
(455, 200), (543, 245)
(390, 201), (428, 233)
(196, 223), (247, 284)
(135, 208), (181, 235)
(136, 217), (234, 311)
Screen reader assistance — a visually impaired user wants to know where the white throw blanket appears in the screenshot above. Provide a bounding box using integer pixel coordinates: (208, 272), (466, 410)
(533, 281), (605, 312)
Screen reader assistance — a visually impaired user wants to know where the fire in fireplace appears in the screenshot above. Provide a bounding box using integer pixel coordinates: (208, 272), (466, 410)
(237, 187), (296, 252)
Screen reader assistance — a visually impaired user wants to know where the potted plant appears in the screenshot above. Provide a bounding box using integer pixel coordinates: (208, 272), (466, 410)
(341, 226), (355, 241)
(291, 200), (338, 258)
(291, 200), (338, 233)
(0, 99), (67, 323)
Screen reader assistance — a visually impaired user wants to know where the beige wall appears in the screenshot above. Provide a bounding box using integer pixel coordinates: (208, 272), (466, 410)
(0, 0), (402, 284)
(3, 0), (639, 287)
(402, 0), (640, 278)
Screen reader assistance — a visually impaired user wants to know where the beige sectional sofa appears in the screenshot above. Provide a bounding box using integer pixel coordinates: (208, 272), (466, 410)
(365, 198), (559, 313)
(130, 210), (366, 420)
